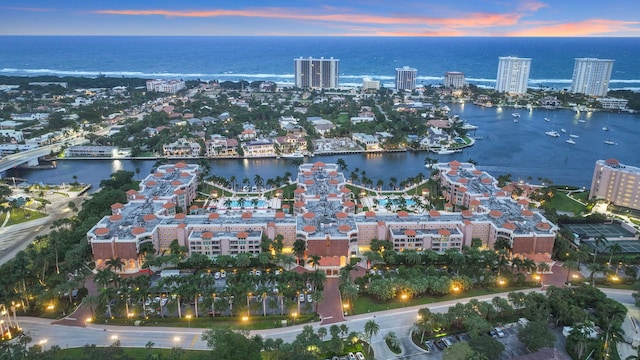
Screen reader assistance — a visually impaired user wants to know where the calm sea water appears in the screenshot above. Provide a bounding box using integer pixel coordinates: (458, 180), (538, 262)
(7, 104), (639, 191)
(1, 36), (640, 90)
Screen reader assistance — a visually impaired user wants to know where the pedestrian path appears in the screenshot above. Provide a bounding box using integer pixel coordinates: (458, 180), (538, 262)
(316, 278), (345, 325)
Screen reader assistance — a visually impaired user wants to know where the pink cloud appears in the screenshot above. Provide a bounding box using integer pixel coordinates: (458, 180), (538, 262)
(508, 19), (640, 36)
(518, 1), (548, 12)
(95, 8), (520, 29)
(0, 6), (52, 12)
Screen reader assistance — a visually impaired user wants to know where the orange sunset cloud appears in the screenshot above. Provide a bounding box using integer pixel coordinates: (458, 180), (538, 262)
(508, 19), (640, 36)
(95, 8), (521, 29)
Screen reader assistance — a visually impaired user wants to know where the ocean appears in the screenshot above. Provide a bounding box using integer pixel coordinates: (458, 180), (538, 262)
(1, 36), (640, 90)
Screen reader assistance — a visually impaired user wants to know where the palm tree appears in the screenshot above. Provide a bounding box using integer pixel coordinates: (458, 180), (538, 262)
(563, 260), (580, 283)
(292, 239), (306, 265)
(607, 243), (623, 268)
(363, 319), (380, 354)
(307, 254), (321, 270)
(336, 158), (348, 172)
(593, 235), (609, 263)
(105, 257), (125, 273)
(253, 174), (264, 190)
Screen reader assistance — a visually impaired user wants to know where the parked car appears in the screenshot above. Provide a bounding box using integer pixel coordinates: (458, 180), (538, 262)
(348, 353), (356, 360)
(356, 352), (365, 360)
(274, 269), (281, 275)
(442, 337), (453, 348)
(489, 329), (498, 338)
(220, 270), (226, 278)
(214, 272), (221, 280)
(307, 294), (313, 303)
(255, 270), (262, 276)
(434, 339), (446, 350)
(494, 327), (505, 338)
(299, 293), (305, 302)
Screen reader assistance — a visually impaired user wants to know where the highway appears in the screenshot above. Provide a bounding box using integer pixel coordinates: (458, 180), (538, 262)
(14, 289), (637, 359)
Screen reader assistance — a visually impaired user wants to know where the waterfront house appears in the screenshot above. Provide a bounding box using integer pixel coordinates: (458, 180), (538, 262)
(163, 138), (201, 157)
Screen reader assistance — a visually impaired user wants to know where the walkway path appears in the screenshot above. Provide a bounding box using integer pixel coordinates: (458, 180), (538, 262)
(316, 278), (345, 325)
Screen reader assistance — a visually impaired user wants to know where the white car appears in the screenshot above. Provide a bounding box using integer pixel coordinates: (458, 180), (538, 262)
(307, 294), (313, 303)
(356, 352), (365, 360)
(255, 270), (262, 276)
(274, 269), (281, 275)
(299, 293), (305, 302)
(348, 353), (356, 360)
(214, 272), (221, 280)
(494, 327), (505, 338)
(220, 270), (226, 278)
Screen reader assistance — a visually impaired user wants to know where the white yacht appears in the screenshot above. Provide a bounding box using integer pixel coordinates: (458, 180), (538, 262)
(545, 130), (560, 137)
(281, 152), (305, 158)
(566, 138), (576, 145)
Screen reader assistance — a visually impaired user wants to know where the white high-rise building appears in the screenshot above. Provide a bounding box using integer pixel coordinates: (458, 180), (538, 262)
(444, 72), (465, 89)
(395, 66), (417, 91)
(570, 58), (615, 97)
(294, 57), (339, 89)
(495, 56), (531, 94)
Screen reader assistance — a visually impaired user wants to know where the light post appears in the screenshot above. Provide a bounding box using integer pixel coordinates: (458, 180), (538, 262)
(401, 293), (407, 307)
(291, 312), (297, 326)
(452, 285), (460, 300)
(39, 339), (47, 351)
(343, 303), (349, 316)
(186, 314), (192, 328)
(296, 291), (301, 314)
(173, 336), (180, 348)
(127, 312), (134, 325)
(247, 292), (251, 318)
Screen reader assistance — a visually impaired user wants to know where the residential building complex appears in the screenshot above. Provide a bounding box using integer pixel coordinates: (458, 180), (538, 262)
(444, 72), (466, 89)
(146, 80), (186, 94)
(589, 158), (640, 211)
(570, 58), (615, 97)
(495, 56), (531, 94)
(395, 66), (417, 91)
(294, 57), (339, 89)
(88, 161), (557, 274)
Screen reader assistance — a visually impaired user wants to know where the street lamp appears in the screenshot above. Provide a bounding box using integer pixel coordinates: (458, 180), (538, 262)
(127, 312), (134, 325)
(39, 339), (47, 351)
(186, 314), (192, 328)
(173, 336), (180, 348)
(451, 285), (460, 300)
(291, 312), (297, 326)
(401, 293), (408, 306)
(343, 303), (349, 316)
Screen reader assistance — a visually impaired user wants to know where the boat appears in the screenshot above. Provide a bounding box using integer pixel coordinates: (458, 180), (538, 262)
(512, 113), (520, 118)
(602, 126), (609, 131)
(561, 128), (567, 133)
(513, 118), (519, 123)
(435, 148), (457, 155)
(281, 152), (305, 158)
(566, 138), (576, 145)
(569, 133), (579, 138)
(604, 139), (617, 145)
(544, 117), (550, 122)
(545, 130), (560, 137)
(461, 122), (478, 130)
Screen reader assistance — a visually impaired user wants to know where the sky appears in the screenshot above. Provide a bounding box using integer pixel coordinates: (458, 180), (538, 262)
(1, 0), (640, 37)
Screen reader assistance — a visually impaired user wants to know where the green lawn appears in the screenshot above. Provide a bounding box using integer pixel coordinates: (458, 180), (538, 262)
(5, 209), (48, 226)
(544, 191), (587, 216)
(352, 286), (534, 315)
(55, 347), (210, 360)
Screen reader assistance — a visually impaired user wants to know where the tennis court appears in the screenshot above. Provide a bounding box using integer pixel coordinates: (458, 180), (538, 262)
(563, 223), (635, 239)
(581, 240), (640, 253)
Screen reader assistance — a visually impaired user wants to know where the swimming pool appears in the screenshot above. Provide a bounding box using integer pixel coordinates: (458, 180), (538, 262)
(378, 198), (416, 206)
(227, 199), (268, 208)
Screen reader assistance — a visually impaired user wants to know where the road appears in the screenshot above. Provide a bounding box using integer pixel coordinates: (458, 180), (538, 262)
(15, 289), (637, 359)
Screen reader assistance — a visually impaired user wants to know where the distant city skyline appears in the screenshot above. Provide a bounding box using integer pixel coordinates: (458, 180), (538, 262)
(1, 1), (639, 37)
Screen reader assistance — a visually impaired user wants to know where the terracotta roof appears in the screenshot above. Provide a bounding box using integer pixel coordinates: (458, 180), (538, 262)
(605, 158), (619, 166)
(303, 225), (317, 233)
(294, 201), (305, 208)
(174, 189), (185, 195)
(470, 199), (481, 206)
(202, 232), (213, 239)
(449, 160), (461, 166)
(328, 193), (338, 198)
(336, 212), (348, 219)
(111, 203), (124, 209)
(318, 256), (341, 266)
(144, 214), (157, 221)
(340, 187), (351, 193)
(146, 180), (157, 187)
(429, 210), (441, 217)
(397, 211), (409, 218)
(282, 204), (290, 209)
(503, 222), (517, 230)
(489, 210), (503, 218)
(522, 210), (534, 217)
(180, 172), (190, 177)
(154, 172), (163, 178)
(303, 212), (315, 220)
(175, 213), (186, 220)
(275, 212), (286, 219)
(175, 162), (187, 168)
(461, 210), (473, 218)
(163, 203), (175, 209)
(303, 171), (312, 177)
(95, 227), (110, 236)
(294, 187), (306, 194)
(458, 178), (468, 184)
(329, 171), (338, 176)
(171, 180), (182, 186)
(237, 231), (249, 238)
(126, 189), (138, 195)
(209, 213), (220, 220)
(165, 167), (174, 172)
(313, 161), (326, 167)
(448, 170), (458, 176)
(438, 229), (451, 236)
(329, 179), (339, 185)
(241, 212), (252, 219)
(343, 200), (355, 207)
(481, 177), (492, 184)
(131, 227), (146, 235)
(304, 179), (315, 185)
(473, 170), (483, 176)
(405, 229), (417, 236)
(338, 224), (351, 233)
(109, 214), (122, 222)
(365, 211), (376, 218)
(536, 222), (551, 231)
